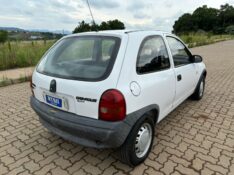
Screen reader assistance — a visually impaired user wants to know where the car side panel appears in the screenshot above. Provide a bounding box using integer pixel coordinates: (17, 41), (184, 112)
(173, 64), (197, 106)
(164, 34), (204, 107)
(116, 32), (176, 122)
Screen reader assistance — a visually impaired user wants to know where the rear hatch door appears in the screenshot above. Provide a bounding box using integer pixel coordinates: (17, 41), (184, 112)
(33, 34), (127, 119)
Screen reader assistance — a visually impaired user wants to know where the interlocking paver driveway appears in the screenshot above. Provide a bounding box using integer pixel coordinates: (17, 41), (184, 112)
(0, 40), (234, 175)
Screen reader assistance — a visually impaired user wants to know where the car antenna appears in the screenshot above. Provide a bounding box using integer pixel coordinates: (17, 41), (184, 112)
(86, 0), (98, 32)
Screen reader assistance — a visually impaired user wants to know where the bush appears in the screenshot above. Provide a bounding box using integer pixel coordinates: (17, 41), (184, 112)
(225, 25), (234, 34)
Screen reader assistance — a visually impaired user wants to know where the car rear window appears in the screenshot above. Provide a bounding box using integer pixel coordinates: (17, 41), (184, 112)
(37, 36), (121, 81)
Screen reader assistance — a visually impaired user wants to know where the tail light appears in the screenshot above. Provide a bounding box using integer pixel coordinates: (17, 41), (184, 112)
(99, 89), (126, 122)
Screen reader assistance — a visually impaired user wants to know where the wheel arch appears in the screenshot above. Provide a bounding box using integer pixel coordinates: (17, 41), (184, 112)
(125, 104), (160, 127)
(203, 69), (207, 78)
(195, 69), (207, 91)
(149, 108), (159, 124)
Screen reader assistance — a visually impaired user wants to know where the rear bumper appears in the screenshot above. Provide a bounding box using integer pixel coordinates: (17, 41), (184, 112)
(30, 96), (131, 148)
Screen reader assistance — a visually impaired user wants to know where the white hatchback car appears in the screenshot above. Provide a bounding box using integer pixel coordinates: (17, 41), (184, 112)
(30, 30), (206, 166)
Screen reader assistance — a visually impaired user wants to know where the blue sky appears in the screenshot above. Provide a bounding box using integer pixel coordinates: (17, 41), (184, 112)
(0, 0), (233, 32)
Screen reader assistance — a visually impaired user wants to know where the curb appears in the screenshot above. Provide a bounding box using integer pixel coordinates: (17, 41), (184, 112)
(0, 76), (31, 87)
(188, 38), (233, 48)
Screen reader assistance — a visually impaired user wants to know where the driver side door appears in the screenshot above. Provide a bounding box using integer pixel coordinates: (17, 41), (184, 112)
(166, 36), (197, 107)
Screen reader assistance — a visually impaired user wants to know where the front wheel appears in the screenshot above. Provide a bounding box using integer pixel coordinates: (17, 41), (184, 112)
(192, 76), (205, 100)
(118, 113), (155, 166)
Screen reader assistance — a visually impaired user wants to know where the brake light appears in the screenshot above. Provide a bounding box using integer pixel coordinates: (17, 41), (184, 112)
(99, 89), (126, 122)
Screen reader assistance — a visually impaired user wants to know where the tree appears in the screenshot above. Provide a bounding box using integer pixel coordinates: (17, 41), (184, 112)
(73, 19), (125, 33)
(173, 13), (196, 34)
(73, 21), (91, 33)
(105, 20), (125, 30)
(192, 5), (219, 31)
(219, 4), (234, 28)
(0, 30), (8, 43)
(99, 22), (110, 30)
(90, 22), (99, 31)
(173, 3), (234, 34)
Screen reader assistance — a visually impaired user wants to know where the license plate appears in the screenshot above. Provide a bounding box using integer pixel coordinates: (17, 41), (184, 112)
(45, 95), (62, 108)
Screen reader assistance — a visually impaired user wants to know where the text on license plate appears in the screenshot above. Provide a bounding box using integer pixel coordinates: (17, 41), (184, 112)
(45, 95), (62, 108)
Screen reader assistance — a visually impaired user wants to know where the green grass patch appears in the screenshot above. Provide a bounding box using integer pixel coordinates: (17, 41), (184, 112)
(0, 74), (31, 87)
(179, 33), (234, 48)
(0, 40), (55, 71)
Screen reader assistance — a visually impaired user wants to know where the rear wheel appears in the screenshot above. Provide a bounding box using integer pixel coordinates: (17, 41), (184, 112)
(192, 76), (205, 100)
(119, 113), (155, 166)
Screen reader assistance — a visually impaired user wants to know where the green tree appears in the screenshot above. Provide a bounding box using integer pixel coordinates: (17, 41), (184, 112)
(192, 5), (219, 31)
(173, 13), (196, 34)
(0, 30), (8, 43)
(219, 4), (234, 28)
(90, 22), (99, 31)
(73, 19), (125, 33)
(105, 19), (125, 30)
(99, 21), (111, 30)
(73, 21), (91, 33)
(173, 3), (234, 34)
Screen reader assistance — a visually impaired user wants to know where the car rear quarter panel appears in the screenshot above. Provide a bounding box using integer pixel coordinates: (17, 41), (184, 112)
(116, 32), (175, 120)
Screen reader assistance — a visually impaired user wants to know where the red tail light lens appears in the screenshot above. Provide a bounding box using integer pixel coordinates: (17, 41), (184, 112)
(99, 89), (126, 122)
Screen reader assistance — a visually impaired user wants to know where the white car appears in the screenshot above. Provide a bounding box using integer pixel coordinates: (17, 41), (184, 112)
(30, 30), (206, 166)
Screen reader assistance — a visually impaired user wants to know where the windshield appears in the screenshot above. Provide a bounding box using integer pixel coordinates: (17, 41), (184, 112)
(37, 36), (121, 81)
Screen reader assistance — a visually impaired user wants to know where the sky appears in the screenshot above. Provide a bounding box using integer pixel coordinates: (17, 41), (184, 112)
(0, 0), (233, 32)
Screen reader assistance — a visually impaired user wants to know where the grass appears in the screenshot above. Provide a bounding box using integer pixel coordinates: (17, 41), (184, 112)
(179, 33), (234, 48)
(0, 75), (9, 86)
(0, 40), (55, 71)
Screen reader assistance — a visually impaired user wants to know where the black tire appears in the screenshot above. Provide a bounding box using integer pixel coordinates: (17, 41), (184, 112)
(192, 75), (205, 100)
(118, 112), (155, 166)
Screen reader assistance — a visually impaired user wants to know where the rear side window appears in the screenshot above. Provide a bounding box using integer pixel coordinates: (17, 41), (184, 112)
(37, 36), (121, 81)
(166, 37), (192, 67)
(137, 36), (170, 74)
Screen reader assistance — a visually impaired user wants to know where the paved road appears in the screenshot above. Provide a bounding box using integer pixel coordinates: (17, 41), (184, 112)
(0, 40), (234, 175)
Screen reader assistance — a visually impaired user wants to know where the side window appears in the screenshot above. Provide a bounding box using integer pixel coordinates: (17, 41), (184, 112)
(101, 39), (115, 61)
(137, 36), (170, 74)
(58, 39), (95, 62)
(166, 37), (192, 67)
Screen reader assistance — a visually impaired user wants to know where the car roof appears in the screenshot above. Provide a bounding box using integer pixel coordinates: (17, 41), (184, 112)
(66, 30), (173, 38)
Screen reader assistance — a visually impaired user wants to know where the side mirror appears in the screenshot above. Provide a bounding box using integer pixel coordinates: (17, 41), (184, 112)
(192, 55), (203, 63)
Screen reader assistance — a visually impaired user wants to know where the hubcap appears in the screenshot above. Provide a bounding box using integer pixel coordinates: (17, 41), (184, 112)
(199, 81), (204, 97)
(135, 123), (152, 158)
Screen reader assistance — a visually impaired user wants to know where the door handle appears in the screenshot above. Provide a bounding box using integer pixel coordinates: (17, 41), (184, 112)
(177, 74), (182, 81)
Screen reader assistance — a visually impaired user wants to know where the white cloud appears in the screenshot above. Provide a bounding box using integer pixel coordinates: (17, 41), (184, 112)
(0, 0), (231, 32)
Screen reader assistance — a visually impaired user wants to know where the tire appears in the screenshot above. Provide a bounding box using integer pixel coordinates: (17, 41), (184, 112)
(118, 112), (155, 166)
(192, 75), (205, 100)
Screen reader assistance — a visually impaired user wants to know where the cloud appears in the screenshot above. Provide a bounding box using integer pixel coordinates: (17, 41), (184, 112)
(164, 0), (173, 8)
(0, 0), (231, 32)
(86, 0), (120, 9)
(133, 13), (150, 19)
(226, 0), (234, 4)
(127, 1), (148, 11)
